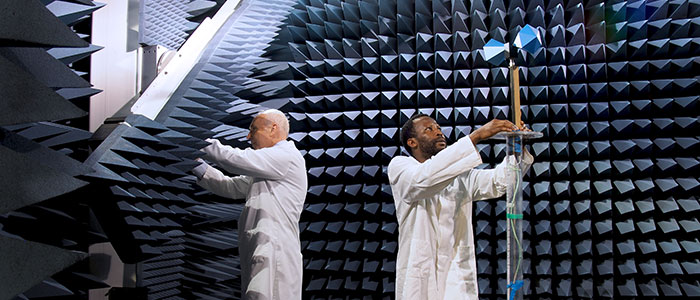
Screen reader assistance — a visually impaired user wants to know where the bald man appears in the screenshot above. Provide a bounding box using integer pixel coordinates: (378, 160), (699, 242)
(193, 109), (307, 299)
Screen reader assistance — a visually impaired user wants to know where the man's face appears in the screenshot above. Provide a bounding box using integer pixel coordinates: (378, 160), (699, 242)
(410, 117), (447, 158)
(247, 116), (275, 149)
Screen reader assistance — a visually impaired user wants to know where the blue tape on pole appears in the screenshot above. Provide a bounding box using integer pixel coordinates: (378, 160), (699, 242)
(507, 280), (524, 300)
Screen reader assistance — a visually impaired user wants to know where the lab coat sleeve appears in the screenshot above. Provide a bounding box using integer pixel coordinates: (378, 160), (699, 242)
(461, 148), (534, 201)
(197, 164), (252, 199)
(388, 136), (483, 202)
(201, 138), (290, 180)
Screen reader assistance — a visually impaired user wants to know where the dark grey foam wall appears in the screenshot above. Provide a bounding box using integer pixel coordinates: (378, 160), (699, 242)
(139, 0), (219, 50)
(0, 0), (105, 299)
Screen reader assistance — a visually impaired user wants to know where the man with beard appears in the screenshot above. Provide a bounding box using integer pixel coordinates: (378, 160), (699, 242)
(388, 114), (533, 300)
(192, 109), (306, 299)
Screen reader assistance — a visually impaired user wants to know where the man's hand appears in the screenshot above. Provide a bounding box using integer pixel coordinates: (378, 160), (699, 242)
(469, 119), (519, 144)
(518, 121), (531, 132)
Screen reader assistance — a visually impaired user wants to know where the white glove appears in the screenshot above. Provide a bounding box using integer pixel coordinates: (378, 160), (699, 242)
(192, 158), (209, 180)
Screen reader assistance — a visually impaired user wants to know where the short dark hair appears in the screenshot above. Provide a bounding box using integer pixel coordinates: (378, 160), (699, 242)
(400, 113), (430, 155)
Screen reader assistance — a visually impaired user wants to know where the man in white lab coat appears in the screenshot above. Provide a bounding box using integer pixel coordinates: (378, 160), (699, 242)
(388, 114), (533, 300)
(192, 109), (307, 300)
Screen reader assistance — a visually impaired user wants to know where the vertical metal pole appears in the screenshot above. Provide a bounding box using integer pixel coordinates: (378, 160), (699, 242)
(506, 133), (525, 300)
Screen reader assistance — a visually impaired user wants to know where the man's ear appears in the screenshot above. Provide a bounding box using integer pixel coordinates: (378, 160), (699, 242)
(406, 137), (417, 150)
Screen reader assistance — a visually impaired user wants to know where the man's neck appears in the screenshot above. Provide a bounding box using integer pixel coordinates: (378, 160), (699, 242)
(412, 152), (430, 163)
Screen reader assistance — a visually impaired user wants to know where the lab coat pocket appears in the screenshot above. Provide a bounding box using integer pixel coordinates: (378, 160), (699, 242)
(457, 245), (478, 296)
(402, 240), (432, 300)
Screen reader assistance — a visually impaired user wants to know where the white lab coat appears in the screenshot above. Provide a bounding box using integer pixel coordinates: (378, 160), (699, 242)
(197, 139), (307, 300)
(388, 136), (533, 300)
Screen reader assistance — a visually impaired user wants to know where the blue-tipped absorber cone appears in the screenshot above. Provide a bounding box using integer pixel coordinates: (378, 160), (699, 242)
(484, 39), (508, 66)
(514, 24), (543, 54)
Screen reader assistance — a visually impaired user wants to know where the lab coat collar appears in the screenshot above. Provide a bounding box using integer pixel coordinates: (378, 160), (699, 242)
(272, 139), (292, 148)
